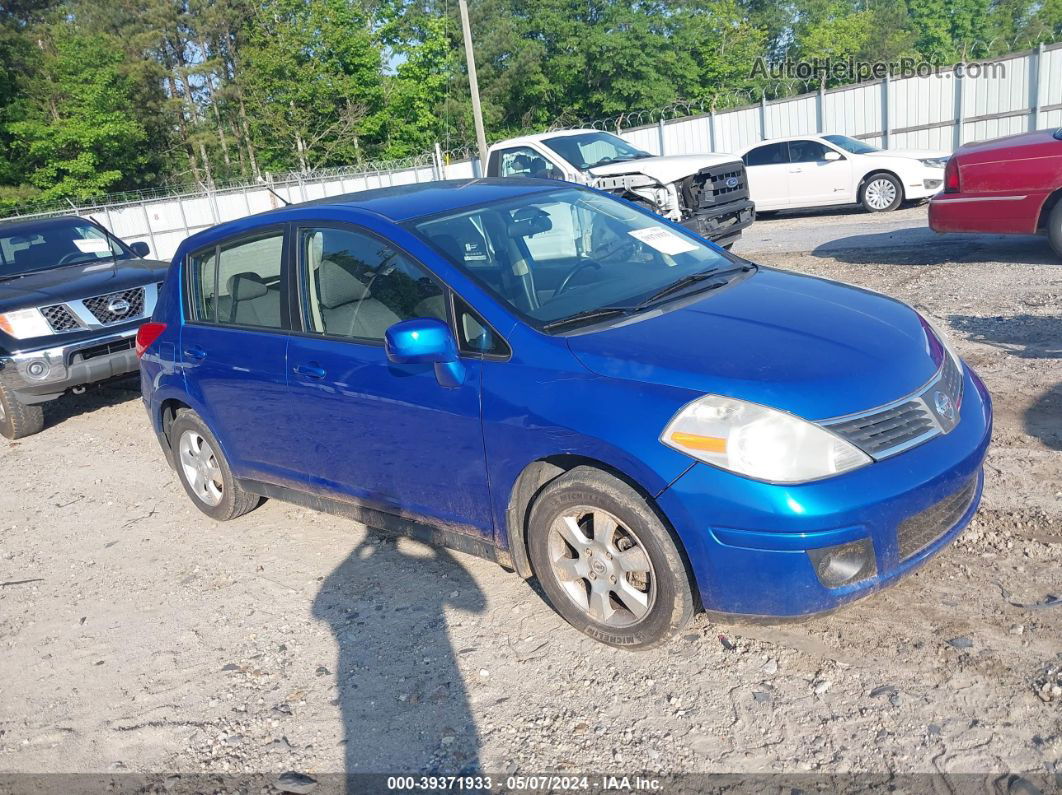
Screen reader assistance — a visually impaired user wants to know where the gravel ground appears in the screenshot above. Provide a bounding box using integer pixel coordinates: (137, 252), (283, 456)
(0, 204), (1059, 788)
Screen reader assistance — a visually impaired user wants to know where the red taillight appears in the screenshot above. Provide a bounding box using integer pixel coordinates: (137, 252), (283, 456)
(943, 158), (960, 193)
(135, 322), (167, 358)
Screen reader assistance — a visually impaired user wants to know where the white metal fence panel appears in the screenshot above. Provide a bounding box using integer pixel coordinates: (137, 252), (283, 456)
(765, 94), (818, 138)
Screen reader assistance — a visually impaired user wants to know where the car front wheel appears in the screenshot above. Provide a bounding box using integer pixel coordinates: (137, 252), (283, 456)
(860, 172), (904, 212)
(170, 409), (260, 521)
(527, 466), (695, 650)
(0, 381), (44, 440)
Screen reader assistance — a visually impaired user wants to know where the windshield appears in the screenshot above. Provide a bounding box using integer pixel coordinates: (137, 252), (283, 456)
(543, 132), (653, 170)
(823, 135), (880, 155)
(410, 187), (737, 330)
(0, 218), (130, 277)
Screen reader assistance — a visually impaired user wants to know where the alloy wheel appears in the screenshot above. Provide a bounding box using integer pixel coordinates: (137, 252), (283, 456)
(865, 177), (898, 210)
(547, 506), (656, 628)
(178, 430), (224, 507)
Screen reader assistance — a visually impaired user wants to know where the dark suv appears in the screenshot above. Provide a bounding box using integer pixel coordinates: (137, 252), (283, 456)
(0, 215), (168, 439)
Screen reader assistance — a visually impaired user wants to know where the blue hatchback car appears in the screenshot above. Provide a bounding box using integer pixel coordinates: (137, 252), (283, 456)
(138, 179), (991, 649)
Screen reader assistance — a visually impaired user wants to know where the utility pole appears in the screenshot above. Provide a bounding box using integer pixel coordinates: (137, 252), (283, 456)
(458, 0), (488, 175)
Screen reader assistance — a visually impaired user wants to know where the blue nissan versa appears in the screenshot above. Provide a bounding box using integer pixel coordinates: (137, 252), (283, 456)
(138, 179), (991, 649)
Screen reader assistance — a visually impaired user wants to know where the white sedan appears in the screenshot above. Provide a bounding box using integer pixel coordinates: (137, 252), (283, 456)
(739, 135), (949, 213)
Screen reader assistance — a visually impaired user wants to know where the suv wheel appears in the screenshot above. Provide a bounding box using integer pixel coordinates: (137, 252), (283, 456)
(0, 381), (44, 440)
(170, 409), (260, 520)
(527, 466), (695, 650)
(1048, 200), (1062, 259)
(860, 172), (903, 212)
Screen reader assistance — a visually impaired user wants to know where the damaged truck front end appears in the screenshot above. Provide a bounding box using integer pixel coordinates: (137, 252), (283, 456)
(486, 130), (756, 248)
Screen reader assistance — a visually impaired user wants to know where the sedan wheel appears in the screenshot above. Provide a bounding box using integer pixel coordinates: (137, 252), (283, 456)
(861, 173), (903, 212)
(178, 430), (224, 507)
(547, 507), (656, 628)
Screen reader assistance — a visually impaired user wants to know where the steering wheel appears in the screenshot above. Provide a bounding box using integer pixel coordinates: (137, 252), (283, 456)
(555, 258), (602, 296)
(57, 252), (87, 265)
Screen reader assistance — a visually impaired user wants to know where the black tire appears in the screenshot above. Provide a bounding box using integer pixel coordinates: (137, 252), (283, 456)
(860, 172), (904, 213)
(170, 409), (260, 521)
(0, 381), (44, 440)
(527, 466), (695, 650)
(1048, 200), (1062, 259)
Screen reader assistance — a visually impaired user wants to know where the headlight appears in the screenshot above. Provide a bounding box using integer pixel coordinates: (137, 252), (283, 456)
(660, 395), (872, 483)
(920, 157), (948, 169)
(0, 308), (52, 339)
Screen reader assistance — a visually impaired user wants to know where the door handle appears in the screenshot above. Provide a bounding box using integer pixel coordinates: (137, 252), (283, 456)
(293, 362), (327, 380)
(183, 345), (207, 362)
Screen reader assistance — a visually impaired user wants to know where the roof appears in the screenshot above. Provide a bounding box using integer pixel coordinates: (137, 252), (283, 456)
(488, 128), (606, 148)
(177, 177), (563, 253)
(299, 178), (558, 221)
(0, 215), (86, 234)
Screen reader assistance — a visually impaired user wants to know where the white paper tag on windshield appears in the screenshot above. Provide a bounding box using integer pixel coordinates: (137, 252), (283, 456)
(73, 238), (110, 254)
(628, 227), (697, 255)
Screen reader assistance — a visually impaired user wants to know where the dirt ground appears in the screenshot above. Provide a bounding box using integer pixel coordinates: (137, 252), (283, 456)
(0, 204), (1059, 789)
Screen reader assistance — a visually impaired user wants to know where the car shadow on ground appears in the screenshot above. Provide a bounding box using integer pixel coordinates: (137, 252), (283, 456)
(41, 376), (140, 431)
(313, 536), (486, 784)
(811, 227), (1056, 265)
(949, 313), (1062, 451)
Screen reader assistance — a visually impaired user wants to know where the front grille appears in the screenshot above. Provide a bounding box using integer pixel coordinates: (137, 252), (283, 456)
(76, 337), (135, 361)
(822, 354), (965, 459)
(82, 287), (145, 325)
(827, 400), (937, 457)
(40, 304), (81, 333)
(897, 476), (978, 560)
(680, 162), (750, 211)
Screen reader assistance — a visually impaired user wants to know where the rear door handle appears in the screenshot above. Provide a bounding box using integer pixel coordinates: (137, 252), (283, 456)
(184, 345), (207, 362)
(293, 362), (327, 380)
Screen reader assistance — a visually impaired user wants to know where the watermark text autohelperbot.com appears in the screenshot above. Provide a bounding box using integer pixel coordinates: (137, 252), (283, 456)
(751, 57), (1006, 83)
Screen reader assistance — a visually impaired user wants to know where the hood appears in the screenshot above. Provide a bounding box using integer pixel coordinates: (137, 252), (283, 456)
(865, 149), (950, 161)
(565, 268), (940, 420)
(589, 153), (741, 185)
(0, 258), (169, 315)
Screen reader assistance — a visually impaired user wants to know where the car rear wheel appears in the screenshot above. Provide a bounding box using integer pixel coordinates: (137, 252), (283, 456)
(1048, 200), (1062, 259)
(0, 382), (44, 440)
(860, 172), (903, 212)
(170, 409), (260, 521)
(527, 466), (695, 650)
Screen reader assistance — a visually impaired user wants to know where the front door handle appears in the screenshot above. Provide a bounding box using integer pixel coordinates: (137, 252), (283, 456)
(184, 345), (207, 361)
(293, 362), (327, 380)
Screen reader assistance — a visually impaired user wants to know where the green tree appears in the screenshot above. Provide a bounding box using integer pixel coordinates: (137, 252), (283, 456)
(239, 0), (385, 173)
(6, 25), (151, 199)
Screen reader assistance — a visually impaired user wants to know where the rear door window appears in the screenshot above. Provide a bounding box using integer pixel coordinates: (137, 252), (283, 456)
(743, 143), (789, 166)
(187, 230), (286, 329)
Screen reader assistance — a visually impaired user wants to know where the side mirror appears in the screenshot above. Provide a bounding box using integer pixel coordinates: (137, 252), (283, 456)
(384, 317), (465, 388)
(823, 151), (843, 162)
(130, 241), (150, 257)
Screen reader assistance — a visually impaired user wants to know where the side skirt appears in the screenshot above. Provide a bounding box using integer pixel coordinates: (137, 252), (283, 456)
(240, 479), (513, 569)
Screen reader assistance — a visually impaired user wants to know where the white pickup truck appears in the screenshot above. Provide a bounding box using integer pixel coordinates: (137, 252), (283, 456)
(484, 129), (755, 248)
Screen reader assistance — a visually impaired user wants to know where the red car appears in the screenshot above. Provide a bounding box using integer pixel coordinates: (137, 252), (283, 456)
(929, 127), (1062, 257)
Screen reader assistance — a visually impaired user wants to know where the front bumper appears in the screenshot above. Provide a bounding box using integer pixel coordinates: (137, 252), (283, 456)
(656, 365), (992, 617)
(682, 199), (755, 246)
(904, 170), (946, 201)
(0, 328), (139, 404)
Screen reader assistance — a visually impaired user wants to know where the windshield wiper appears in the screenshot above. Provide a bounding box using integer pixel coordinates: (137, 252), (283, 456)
(541, 305), (633, 332)
(633, 265), (752, 310)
